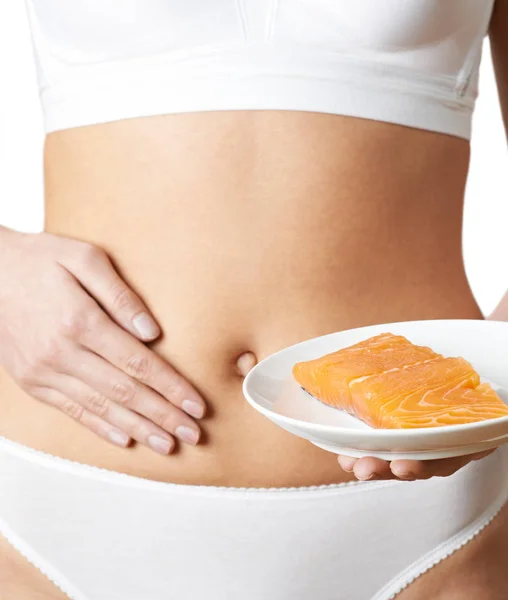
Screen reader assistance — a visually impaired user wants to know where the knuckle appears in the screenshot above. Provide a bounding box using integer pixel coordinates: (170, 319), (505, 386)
(161, 414), (179, 434)
(60, 305), (102, 341)
(132, 423), (152, 443)
(58, 308), (89, 339)
(125, 354), (151, 380)
(87, 391), (109, 417)
(61, 400), (84, 422)
(39, 336), (64, 366)
(111, 380), (136, 406)
(78, 242), (105, 266)
(164, 377), (184, 401)
(150, 406), (175, 430)
(84, 307), (106, 332)
(111, 283), (136, 314)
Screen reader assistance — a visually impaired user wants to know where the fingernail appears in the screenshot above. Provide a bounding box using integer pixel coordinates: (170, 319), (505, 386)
(108, 429), (130, 447)
(182, 399), (205, 419)
(175, 425), (200, 445)
(148, 434), (173, 455)
(393, 469), (416, 480)
(358, 472), (377, 481)
(338, 457), (357, 472)
(133, 312), (160, 340)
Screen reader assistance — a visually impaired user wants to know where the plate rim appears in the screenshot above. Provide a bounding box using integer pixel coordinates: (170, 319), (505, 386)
(243, 319), (508, 437)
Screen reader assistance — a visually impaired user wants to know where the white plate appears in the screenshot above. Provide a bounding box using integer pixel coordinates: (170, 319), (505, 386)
(242, 320), (508, 460)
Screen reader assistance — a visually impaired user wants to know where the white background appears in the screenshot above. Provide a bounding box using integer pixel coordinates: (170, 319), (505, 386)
(0, 3), (507, 316)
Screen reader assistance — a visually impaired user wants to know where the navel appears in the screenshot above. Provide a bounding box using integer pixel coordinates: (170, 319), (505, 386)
(235, 351), (258, 377)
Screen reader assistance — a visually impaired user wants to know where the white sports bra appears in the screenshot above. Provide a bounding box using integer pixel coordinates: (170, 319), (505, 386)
(24, 0), (495, 138)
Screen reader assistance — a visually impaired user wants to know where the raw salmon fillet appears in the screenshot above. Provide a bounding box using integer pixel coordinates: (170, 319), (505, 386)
(292, 333), (508, 428)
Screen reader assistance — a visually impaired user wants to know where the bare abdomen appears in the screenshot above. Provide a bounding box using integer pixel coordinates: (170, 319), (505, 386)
(0, 111), (482, 487)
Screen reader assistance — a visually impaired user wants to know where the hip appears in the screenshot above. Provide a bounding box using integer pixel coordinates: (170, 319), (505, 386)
(0, 280), (483, 487)
(0, 434), (506, 600)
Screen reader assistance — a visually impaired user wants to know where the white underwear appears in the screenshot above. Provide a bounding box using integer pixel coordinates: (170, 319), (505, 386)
(0, 434), (507, 600)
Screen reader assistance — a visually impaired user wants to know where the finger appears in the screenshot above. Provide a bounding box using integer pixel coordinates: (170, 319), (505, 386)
(81, 313), (206, 419)
(63, 348), (201, 445)
(352, 456), (393, 481)
(47, 372), (176, 455)
(58, 243), (161, 341)
(390, 450), (490, 481)
(337, 455), (358, 472)
(389, 459), (428, 480)
(30, 385), (132, 448)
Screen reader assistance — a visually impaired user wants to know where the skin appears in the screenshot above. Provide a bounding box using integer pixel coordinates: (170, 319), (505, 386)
(0, 112), (482, 486)
(1, 3), (508, 599)
(345, 0), (508, 484)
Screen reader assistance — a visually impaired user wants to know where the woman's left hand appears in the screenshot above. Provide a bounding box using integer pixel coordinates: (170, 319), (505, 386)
(337, 449), (496, 481)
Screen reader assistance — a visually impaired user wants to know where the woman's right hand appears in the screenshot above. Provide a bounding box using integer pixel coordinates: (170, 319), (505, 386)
(0, 226), (206, 455)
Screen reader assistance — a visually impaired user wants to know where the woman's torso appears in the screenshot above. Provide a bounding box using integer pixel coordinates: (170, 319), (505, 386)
(0, 110), (482, 486)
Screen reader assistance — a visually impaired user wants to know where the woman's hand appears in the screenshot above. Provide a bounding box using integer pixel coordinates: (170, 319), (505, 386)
(337, 449), (495, 481)
(0, 226), (206, 455)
